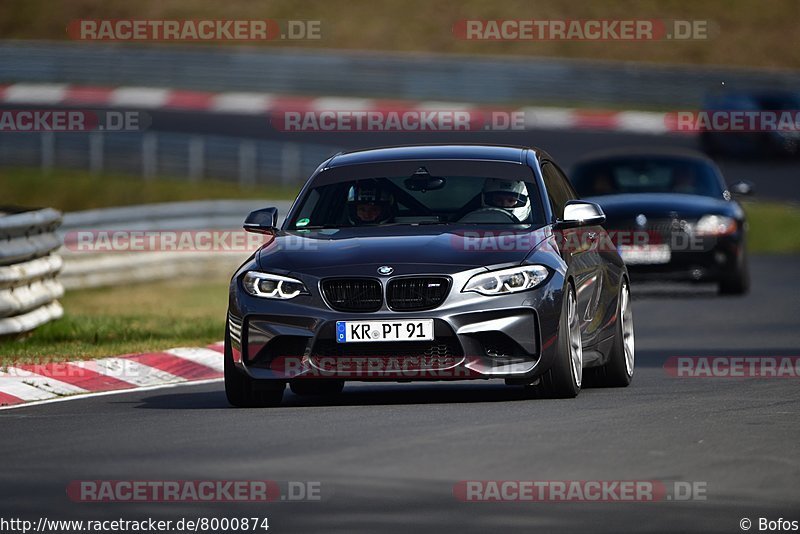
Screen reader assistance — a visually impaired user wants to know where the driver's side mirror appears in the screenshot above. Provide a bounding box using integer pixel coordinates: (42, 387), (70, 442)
(244, 207), (279, 234)
(555, 200), (606, 229)
(729, 180), (754, 196)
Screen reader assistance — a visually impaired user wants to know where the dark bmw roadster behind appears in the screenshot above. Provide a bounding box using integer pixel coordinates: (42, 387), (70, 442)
(225, 145), (634, 407)
(571, 148), (751, 295)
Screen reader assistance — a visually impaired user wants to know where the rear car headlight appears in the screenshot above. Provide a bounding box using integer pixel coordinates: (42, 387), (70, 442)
(694, 215), (737, 236)
(463, 265), (549, 296)
(243, 272), (309, 299)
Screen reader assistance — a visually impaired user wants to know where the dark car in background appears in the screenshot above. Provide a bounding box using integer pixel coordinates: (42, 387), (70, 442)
(571, 149), (751, 295)
(699, 90), (800, 158)
(225, 145), (635, 407)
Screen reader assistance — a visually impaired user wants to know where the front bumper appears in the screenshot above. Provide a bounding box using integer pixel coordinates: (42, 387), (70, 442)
(625, 234), (744, 283)
(227, 267), (565, 382)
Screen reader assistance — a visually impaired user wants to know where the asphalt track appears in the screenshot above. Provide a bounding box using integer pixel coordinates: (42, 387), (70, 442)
(2, 105), (799, 532)
(1, 255), (798, 533)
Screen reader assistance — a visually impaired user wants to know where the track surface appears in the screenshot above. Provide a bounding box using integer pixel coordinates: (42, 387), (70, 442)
(1, 255), (798, 533)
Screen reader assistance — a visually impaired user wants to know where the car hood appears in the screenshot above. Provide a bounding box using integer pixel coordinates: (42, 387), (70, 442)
(256, 225), (548, 275)
(584, 193), (735, 221)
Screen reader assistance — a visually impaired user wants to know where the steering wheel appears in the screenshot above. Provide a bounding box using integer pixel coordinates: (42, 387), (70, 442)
(458, 208), (518, 224)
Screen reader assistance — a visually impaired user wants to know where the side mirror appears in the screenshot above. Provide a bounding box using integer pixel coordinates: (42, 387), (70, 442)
(729, 180), (754, 196)
(244, 207), (278, 234)
(556, 201), (606, 229)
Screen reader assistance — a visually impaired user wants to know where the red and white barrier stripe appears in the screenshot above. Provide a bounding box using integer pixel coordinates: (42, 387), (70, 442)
(0, 343), (225, 409)
(0, 82), (675, 135)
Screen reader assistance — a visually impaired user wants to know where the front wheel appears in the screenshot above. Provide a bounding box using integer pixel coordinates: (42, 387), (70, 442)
(528, 284), (582, 399)
(719, 251), (750, 295)
(224, 328), (284, 408)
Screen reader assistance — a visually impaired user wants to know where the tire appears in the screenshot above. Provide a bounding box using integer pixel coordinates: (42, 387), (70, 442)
(719, 251), (750, 295)
(591, 279), (635, 388)
(224, 327), (284, 408)
(290, 379), (345, 396)
(528, 284), (582, 399)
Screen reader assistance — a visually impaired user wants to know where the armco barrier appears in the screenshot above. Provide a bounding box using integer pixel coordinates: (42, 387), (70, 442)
(0, 207), (64, 336)
(57, 200), (293, 289)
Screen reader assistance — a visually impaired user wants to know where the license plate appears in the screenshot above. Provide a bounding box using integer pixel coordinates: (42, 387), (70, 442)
(619, 244), (672, 265)
(335, 319), (434, 343)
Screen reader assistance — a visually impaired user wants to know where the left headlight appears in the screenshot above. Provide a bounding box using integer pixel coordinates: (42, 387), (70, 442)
(463, 265), (549, 296)
(242, 271), (309, 299)
(694, 215), (737, 236)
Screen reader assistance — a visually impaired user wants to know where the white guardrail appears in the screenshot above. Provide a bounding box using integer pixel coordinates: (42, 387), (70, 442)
(57, 200), (293, 290)
(0, 207), (64, 336)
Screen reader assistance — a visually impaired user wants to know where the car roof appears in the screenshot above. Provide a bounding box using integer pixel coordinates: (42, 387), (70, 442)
(326, 144), (546, 168)
(571, 147), (715, 167)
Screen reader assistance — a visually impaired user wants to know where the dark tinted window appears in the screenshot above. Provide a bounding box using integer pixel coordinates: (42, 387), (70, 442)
(289, 175), (544, 228)
(541, 162), (577, 219)
(571, 157), (725, 198)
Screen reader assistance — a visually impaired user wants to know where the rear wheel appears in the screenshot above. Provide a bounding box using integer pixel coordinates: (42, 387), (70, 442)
(591, 280), (635, 387)
(528, 284), (582, 399)
(224, 328), (284, 408)
(290, 379), (345, 396)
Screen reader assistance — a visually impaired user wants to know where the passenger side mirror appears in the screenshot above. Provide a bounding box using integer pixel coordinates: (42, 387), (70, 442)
(729, 180), (754, 196)
(244, 207), (279, 234)
(555, 201), (606, 229)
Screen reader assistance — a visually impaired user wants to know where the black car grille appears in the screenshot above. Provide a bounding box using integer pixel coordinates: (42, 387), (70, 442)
(321, 278), (383, 312)
(386, 277), (450, 311)
(310, 338), (463, 371)
(615, 219), (691, 247)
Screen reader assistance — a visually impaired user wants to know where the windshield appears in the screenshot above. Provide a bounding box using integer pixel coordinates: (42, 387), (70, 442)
(571, 158), (725, 198)
(288, 174), (545, 229)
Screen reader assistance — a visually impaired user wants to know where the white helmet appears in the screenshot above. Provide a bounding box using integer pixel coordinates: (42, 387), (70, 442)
(482, 179), (531, 222)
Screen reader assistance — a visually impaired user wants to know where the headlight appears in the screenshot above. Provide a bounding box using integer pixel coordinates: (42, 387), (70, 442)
(694, 215), (737, 236)
(243, 272), (309, 299)
(463, 265), (549, 296)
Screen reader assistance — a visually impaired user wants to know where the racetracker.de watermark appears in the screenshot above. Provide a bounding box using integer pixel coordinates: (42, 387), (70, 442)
(68, 19), (322, 41)
(271, 110), (526, 132)
(453, 480), (707, 502)
(667, 111), (800, 132)
(0, 110), (148, 132)
(664, 356), (800, 378)
(453, 19), (714, 41)
(267, 355), (482, 379)
(67, 480), (323, 502)
(62, 230), (319, 253)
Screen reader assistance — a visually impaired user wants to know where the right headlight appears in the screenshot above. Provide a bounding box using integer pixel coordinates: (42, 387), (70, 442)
(242, 271), (309, 299)
(694, 215), (737, 236)
(463, 265), (549, 296)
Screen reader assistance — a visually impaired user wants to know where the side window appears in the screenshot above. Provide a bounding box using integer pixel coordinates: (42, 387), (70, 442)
(541, 162), (576, 219)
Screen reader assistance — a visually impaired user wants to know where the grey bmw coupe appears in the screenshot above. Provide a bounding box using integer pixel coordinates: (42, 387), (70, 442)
(225, 145), (634, 407)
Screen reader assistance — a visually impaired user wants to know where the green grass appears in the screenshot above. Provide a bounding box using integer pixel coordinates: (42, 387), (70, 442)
(743, 201), (800, 254)
(0, 0), (798, 69)
(0, 277), (230, 363)
(0, 167), (299, 212)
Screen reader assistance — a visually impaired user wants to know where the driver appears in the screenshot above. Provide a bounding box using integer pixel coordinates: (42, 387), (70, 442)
(481, 178), (532, 222)
(347, 179), (396, 225)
